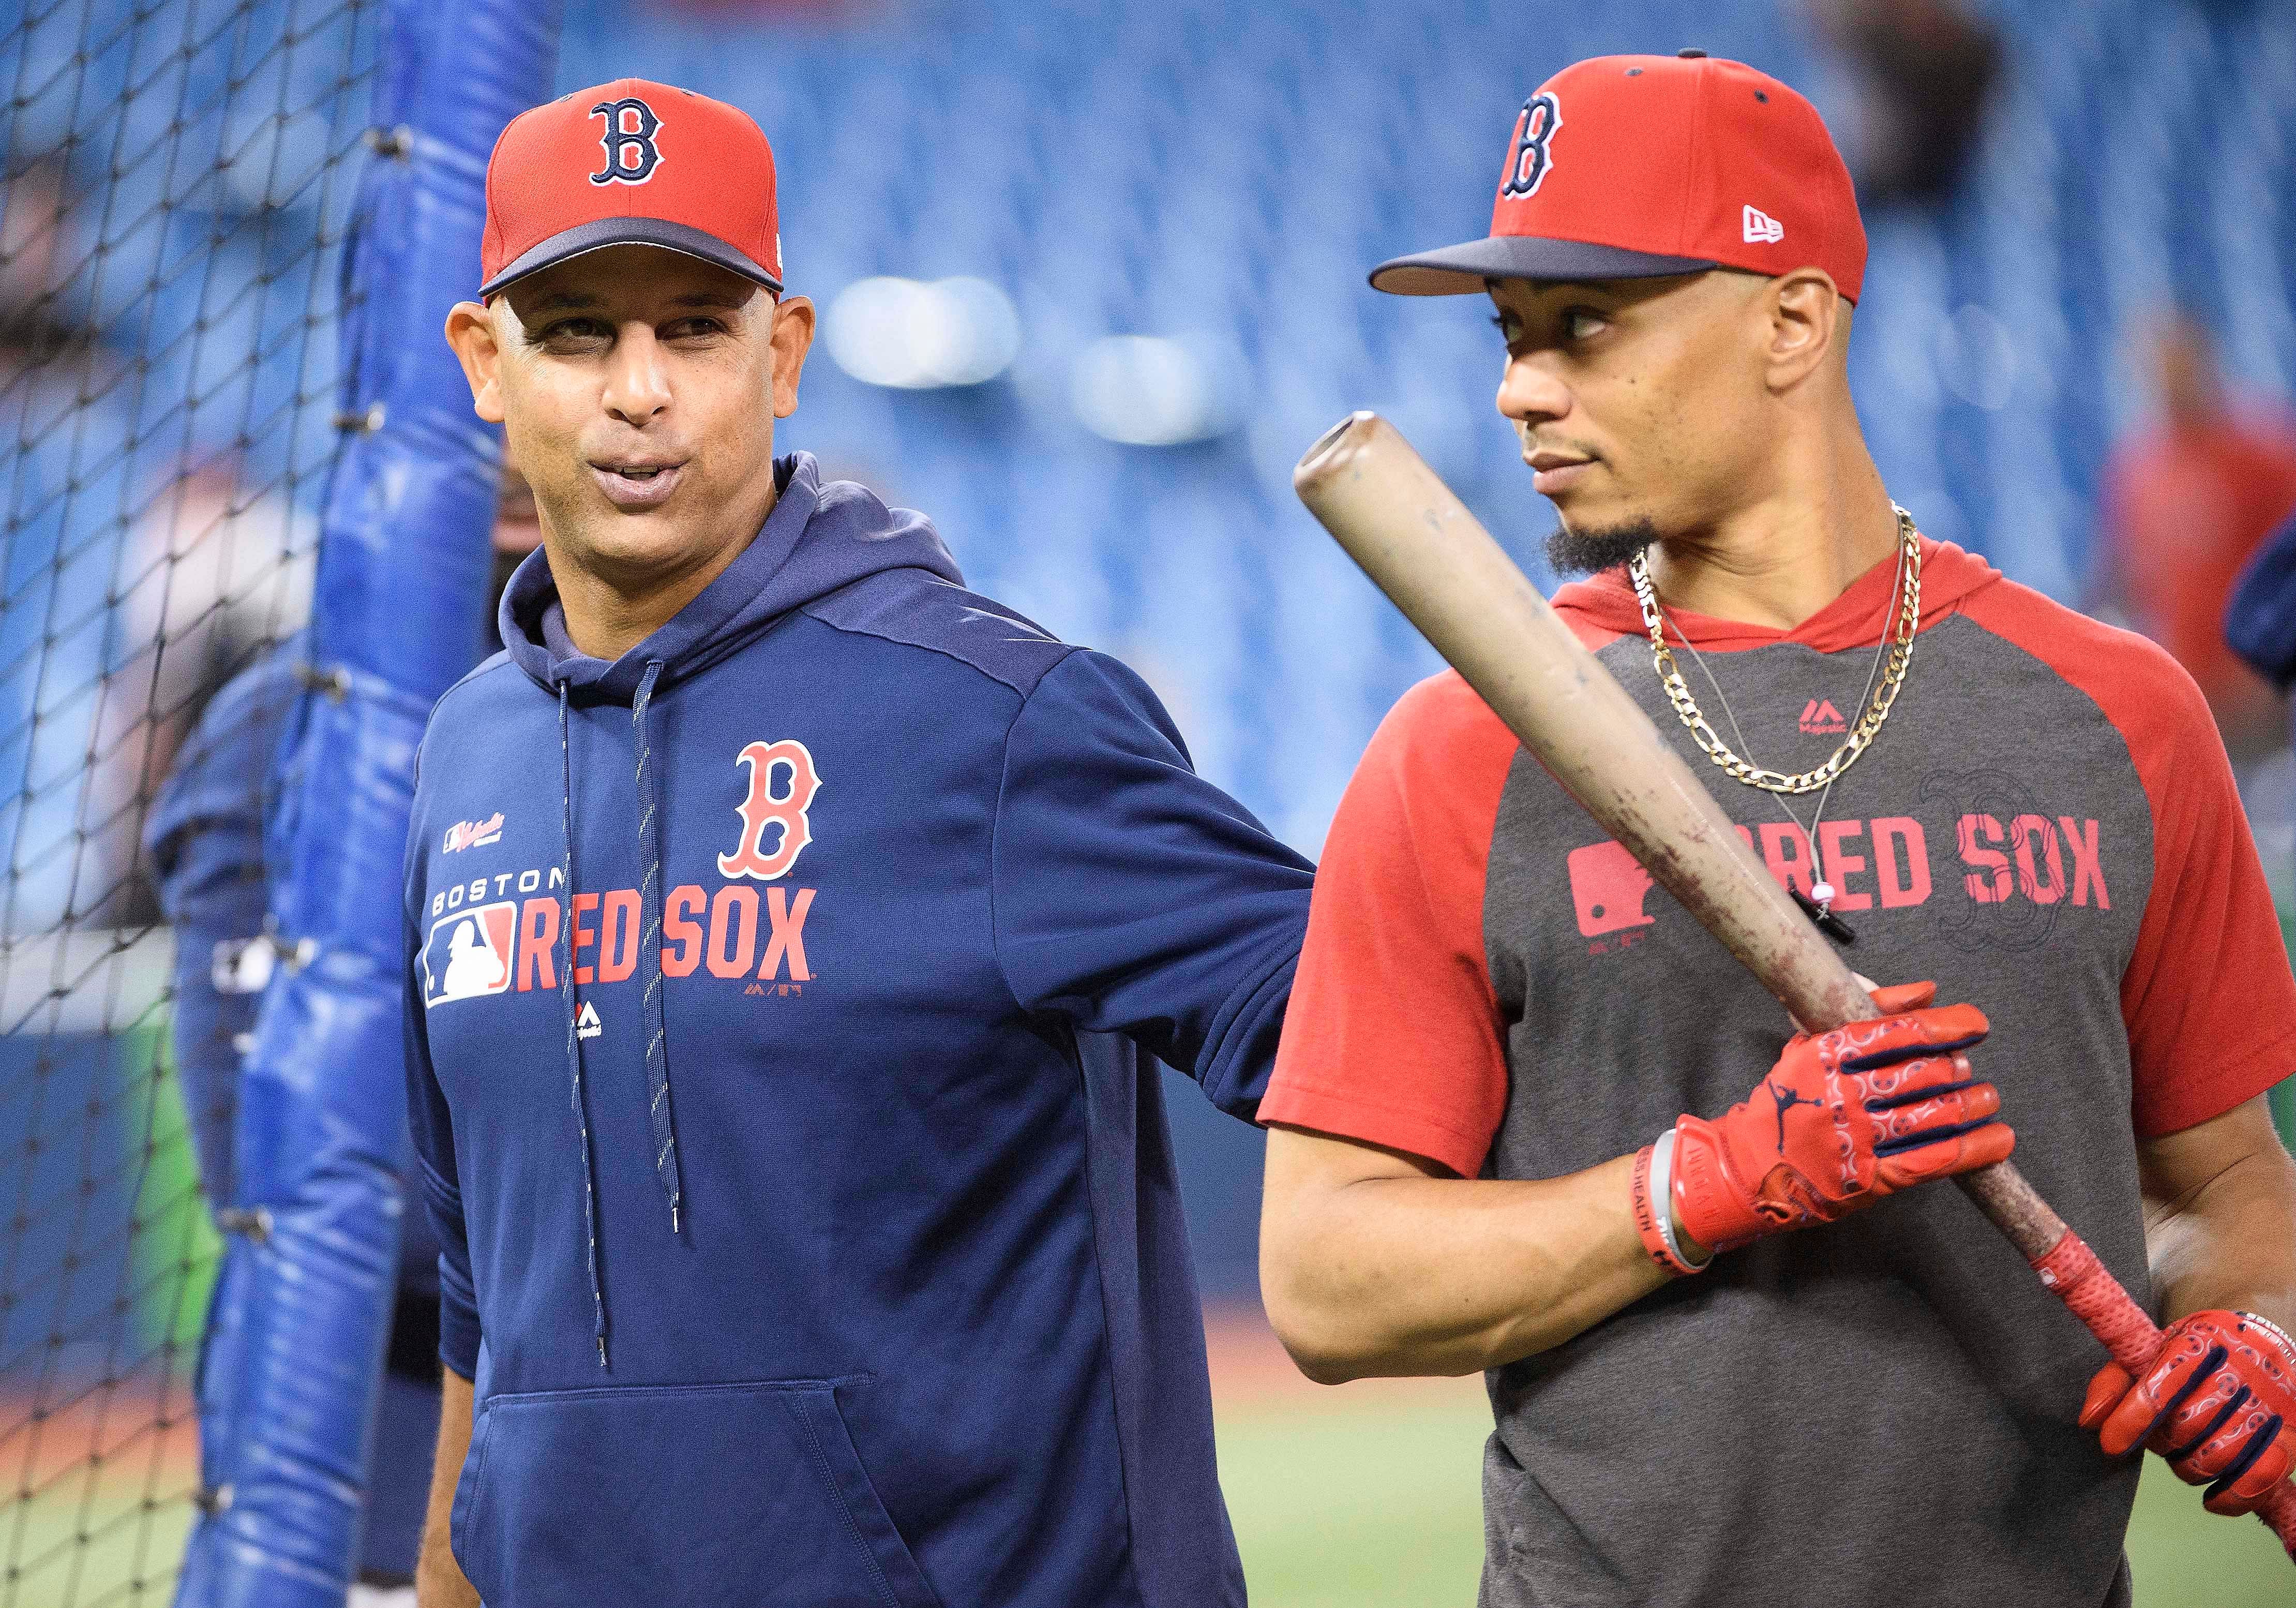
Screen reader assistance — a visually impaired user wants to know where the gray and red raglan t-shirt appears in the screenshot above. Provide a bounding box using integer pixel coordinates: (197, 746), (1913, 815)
(1262, 540), (2296, 1608)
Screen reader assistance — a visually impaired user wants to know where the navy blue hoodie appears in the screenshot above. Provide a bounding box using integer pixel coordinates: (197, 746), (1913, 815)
(404, 455), (1313, 1608)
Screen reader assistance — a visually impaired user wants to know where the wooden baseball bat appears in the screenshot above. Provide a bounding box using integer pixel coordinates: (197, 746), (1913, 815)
(1292, 409), (2296, 1557)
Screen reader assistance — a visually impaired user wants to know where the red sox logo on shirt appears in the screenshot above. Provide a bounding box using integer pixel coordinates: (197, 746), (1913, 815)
(421, 741), (827, 1013)
(1567, 840), (1656, 940)
(1564, 807), (2113, 956)
(719, 740), (822, 881)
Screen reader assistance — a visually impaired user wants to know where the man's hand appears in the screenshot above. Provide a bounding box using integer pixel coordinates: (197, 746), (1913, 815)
(418, 1367), (481, 1607)
(2081, 1309), (2296, 1514)
(1668, 982), (2009, 1258)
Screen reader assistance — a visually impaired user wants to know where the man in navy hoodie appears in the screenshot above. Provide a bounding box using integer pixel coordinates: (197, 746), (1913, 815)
(410, 79), (1312, 1608)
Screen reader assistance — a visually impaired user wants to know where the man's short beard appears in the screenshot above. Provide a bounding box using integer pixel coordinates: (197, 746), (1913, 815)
(1545, 517), (1661, 578)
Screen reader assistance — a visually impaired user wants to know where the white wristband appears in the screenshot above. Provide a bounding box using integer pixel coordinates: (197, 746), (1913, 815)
(1650, 1128), (1701, 1274)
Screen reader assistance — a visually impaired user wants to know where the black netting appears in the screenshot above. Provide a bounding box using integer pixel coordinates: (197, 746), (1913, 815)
(0, 2), (377, 1600)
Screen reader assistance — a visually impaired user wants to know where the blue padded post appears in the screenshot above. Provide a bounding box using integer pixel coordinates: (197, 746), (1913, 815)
(173, 1), (559, 1601)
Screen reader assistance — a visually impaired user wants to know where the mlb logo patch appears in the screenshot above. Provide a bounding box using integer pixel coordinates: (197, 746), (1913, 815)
(422, 901), (517, 1008)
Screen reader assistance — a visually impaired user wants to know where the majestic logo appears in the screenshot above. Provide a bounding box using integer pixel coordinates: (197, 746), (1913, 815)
(718, 740), (822, 882)
(1798, 698), (1847, 735)
(443, 813), (504, 854)
(576, 1000), (603, 1040)
(1742, 204), (1784, 244)
(421, 902), (517, 1008)
(1499, 93), (1563, 199)
(1566, 839), (1656, 939)
(590, 97), (664, 185)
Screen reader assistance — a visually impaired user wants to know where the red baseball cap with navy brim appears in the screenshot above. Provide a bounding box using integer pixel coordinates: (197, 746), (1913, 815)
(1371, 50), (1866, 302)
(479, 78), (784, 300)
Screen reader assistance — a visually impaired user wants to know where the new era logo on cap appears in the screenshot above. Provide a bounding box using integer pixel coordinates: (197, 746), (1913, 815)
(478, 78), (784, 300)
(1742, 204), (1784, 244)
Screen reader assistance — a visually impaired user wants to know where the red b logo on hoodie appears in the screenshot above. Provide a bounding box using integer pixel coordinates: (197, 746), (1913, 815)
(719, 739), (822, 881)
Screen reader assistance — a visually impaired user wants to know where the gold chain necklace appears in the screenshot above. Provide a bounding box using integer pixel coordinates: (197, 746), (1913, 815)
(1627, 505), (1923, 797)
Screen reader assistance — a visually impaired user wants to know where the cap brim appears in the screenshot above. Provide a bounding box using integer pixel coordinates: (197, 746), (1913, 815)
(1369, 235), (1715, 296)
(481, 216), (783, 300)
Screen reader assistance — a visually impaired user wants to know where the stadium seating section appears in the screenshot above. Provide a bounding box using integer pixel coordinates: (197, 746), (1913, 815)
(10, 0), (2293, 852)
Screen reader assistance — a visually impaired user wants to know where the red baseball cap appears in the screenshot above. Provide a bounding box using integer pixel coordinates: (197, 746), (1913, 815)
(478, 78), (784, 299)
(1371, 50), (1865, 303)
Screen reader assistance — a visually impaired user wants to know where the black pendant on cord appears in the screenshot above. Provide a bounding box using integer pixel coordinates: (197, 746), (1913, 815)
(1791, 886), (1856, 945)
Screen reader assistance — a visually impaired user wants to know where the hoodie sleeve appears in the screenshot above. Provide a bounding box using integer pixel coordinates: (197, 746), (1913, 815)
(404, 813), (481, 1379)
(991, 650), (1314, 1119)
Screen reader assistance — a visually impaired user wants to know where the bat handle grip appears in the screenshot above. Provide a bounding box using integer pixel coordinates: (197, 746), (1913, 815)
(2030, 1228), (2296, 1560)
(2029, 1228), (2163, 1372)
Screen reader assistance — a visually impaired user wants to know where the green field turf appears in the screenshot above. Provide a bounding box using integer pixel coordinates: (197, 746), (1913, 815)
(1217, 1388), (2294, 1607)
(18, 1368), (2293, 1603)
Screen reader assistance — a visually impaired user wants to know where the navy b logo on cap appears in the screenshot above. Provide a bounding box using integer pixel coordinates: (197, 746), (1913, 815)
(590, 96), (664, 185)
(1499, 92), (1562, 198)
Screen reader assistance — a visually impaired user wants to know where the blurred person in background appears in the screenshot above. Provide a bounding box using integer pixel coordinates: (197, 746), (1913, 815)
(2100, 314), (2296, 765)
(481, 463), (543, 652)
(0, 154), (140, 933)
(1807, 0), (2001, 209)
(2228, 507), (2296, 746)
(95, 458), (316, 923)
(141, 465), (542, 1603)
(0, 155), (76, 347)
(1, 156), (311, 932)
(2228, 508), (2296, 1156)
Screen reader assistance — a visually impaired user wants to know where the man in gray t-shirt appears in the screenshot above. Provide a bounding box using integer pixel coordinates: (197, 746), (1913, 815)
(1257, 50), (2296, 1608)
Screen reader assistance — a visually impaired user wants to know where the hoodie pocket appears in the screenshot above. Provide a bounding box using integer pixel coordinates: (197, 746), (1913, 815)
(451, 1376), (942, 1608)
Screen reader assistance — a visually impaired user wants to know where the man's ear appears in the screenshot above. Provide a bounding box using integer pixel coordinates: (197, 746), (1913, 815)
(444, 300), (506, 424)
(1764, 270), (1842, 394)
(767, 295), (817, 420)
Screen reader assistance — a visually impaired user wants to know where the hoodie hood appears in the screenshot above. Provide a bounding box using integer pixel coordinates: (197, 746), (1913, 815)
(1552, 537), (2002, 653)
(500, 452), (964, 703)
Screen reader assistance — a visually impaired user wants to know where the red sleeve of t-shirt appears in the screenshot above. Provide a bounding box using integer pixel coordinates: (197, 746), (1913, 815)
(1258, 671), (1519, 1177)
(1961, 582), (2296, 1136)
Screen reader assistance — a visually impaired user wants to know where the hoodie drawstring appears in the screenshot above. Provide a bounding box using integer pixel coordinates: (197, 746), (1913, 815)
(561, 681), (610, 1369)
(632, 659), (684, 1232)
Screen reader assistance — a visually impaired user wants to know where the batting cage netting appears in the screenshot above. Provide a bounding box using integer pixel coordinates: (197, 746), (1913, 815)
(0, 0), (552, 1601)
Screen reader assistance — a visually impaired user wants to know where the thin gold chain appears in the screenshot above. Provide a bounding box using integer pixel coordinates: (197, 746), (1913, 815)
(1628, 506), (1922, 797)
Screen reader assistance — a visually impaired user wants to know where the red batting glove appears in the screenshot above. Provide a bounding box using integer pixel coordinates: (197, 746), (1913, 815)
(2080, 1310), (2296, 1515)
(1669, 982), (2010, 1257)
